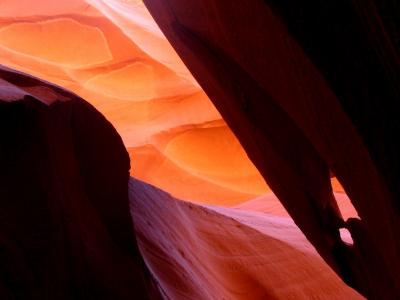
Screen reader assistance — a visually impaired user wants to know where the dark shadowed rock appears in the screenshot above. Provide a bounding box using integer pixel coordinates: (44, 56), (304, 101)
(0, 66), (151, 299)
(144, 1), (400, 298)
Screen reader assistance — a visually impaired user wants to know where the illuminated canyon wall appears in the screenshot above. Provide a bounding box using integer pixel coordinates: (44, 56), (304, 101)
(0, 0), (347, 206)
(0, 0), (273, 205)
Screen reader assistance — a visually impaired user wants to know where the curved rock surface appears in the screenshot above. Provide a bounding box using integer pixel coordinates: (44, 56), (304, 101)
(0, 0), (270, 204)
(143, 0), (400, 297)
(0, 63), (359, 299)
(0, 66), (149, 299)
(0, 0), (347, 206)
(130, 178), (362, 300)
(0, 0), (395, 298)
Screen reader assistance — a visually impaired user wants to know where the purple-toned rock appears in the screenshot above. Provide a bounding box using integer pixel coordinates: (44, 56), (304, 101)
(0, 66), (151, 299)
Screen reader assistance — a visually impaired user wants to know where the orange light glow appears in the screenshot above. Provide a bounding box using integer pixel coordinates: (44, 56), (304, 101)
(0, 0), (353, 209)
(0, 0), (270, 204)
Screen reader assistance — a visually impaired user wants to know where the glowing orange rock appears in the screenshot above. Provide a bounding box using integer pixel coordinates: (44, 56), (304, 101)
(0, 19), (113, 68)
(0, 0), (271, 204)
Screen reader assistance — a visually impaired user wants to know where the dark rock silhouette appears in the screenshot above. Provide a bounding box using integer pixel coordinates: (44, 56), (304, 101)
(144, 0), (400, 298)
(0, 66), (151, 299)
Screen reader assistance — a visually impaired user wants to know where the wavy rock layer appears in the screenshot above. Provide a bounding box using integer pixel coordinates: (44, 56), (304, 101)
(130, 178), (362, 300)
(0, 0), (273, 204)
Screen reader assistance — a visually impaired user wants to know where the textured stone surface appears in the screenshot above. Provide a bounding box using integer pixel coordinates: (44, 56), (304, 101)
(130, 178), (362, 300)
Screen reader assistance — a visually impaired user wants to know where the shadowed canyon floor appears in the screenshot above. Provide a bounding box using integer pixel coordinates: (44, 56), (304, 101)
(130, 178), (363, 299)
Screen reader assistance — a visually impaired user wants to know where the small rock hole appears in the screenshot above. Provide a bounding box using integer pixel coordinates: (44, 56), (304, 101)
(339, 227), (354, 246)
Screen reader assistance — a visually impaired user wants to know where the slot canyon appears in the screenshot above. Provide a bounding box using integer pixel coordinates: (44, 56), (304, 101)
(0, 0), (399, 299)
